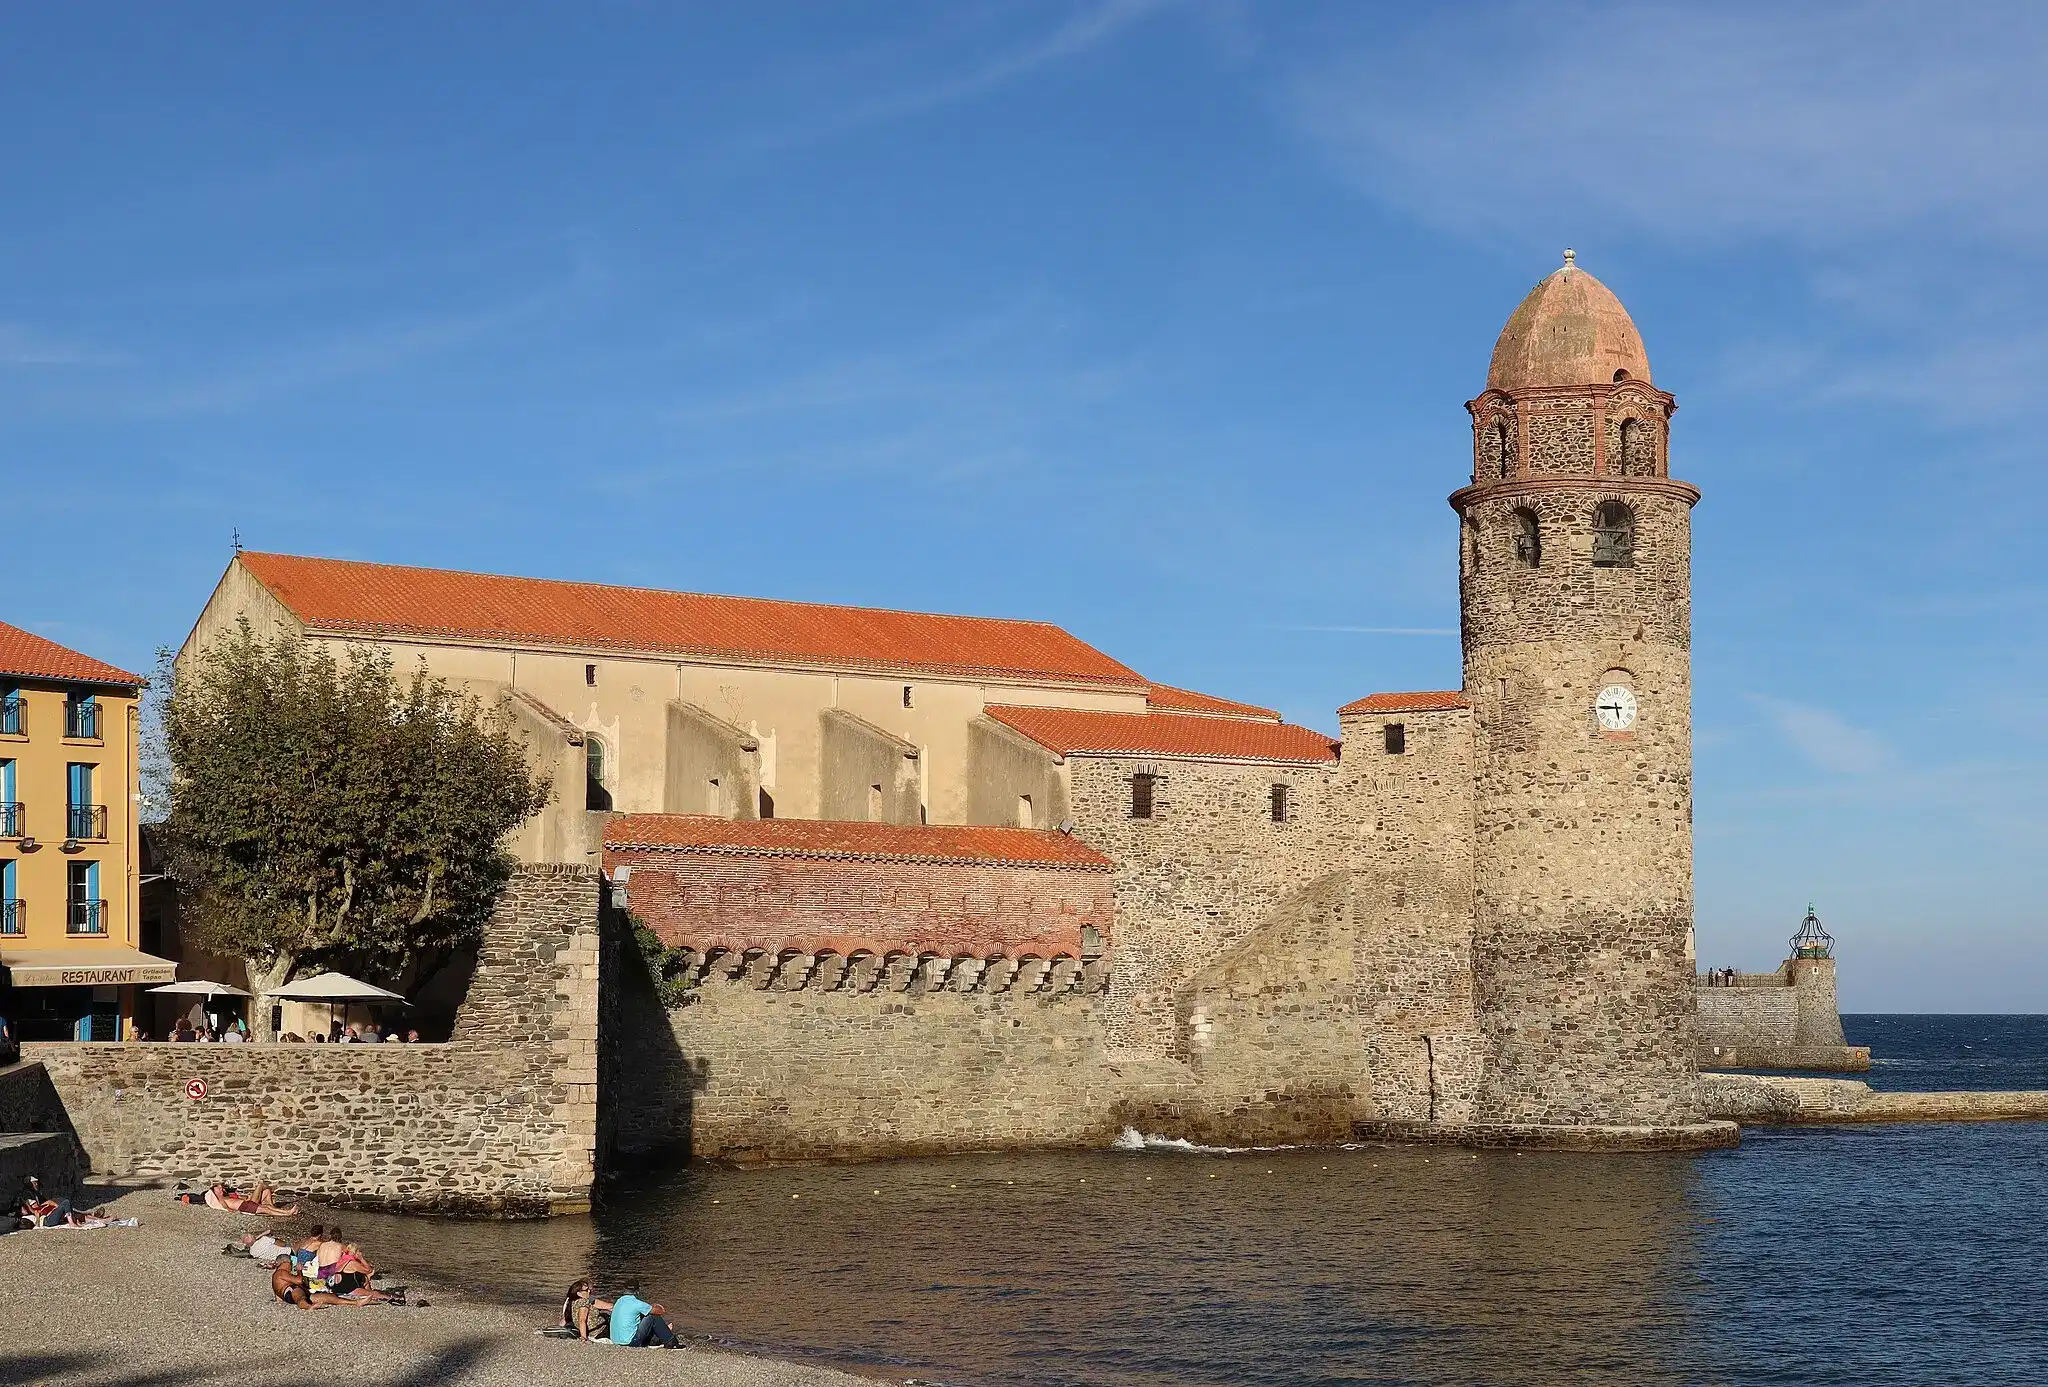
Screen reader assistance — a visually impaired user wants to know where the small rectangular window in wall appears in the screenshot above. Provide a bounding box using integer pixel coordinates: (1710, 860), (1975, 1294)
(1130, 773), (1155, 819)
(1270, 784), (1290, 823)
(1384, 723), (1406, 755)
(585, 664), (598, 686)
(902, 685), (914, 708)
(1017, 794), (1034, 829)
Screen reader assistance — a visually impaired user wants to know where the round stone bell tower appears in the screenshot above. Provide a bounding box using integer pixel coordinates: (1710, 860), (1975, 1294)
(1454, 252), (1706, 1129)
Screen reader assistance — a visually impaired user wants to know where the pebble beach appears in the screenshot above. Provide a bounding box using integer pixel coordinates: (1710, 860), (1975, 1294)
(0, 1188), (871, 1387)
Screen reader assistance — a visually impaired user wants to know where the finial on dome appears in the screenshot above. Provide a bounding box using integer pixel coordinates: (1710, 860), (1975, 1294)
(1562, 247), (1576, 275)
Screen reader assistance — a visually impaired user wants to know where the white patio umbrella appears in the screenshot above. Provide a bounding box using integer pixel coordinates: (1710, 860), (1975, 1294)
(266, 972), (405, 1003)
(146, 980), (251, 998)
(265, 971), (408, 1038)
(147, 979), (253, 1040)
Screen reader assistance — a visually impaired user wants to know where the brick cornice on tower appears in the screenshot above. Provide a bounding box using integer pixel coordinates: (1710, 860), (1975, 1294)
(1448, 476), (1702, 511)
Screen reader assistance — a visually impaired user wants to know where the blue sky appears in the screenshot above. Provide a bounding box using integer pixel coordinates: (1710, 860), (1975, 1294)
(3, 2), (2042, 1009)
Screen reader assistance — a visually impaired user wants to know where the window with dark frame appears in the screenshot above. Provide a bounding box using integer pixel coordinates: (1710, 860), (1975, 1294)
(903, 685), (914, 708)
(1513, 508), (1542, 568)
(1130, 772), (1156, 819)
(1384, 723), (1406, 754)
(1591, 500), (1636, 568)
(584, 663), (598, 686)
(1270, 784), (1290, 823)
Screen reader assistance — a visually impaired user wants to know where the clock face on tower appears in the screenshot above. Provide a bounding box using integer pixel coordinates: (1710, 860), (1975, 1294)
(1595, 684), (1638, 732)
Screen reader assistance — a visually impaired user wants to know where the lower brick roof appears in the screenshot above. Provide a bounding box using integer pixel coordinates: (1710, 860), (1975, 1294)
(0, 621), (144, 687)
(603, 814), (1114, 870)
(984, 705), (1338, 764)
(1337, 690), (1469, 715)
(1143, 683), (1280, 721)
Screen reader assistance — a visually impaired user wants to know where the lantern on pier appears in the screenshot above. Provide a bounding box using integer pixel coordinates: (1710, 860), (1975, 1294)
(1789, 903), (1834, 960)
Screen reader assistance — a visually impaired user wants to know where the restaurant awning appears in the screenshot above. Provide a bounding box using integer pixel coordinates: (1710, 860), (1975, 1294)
(1, 947), (179, 988)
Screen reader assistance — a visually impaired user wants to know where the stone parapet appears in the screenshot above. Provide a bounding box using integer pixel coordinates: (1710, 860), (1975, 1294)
(1698, 1044), (1870, 1072)
(21, 864), (601, 1216)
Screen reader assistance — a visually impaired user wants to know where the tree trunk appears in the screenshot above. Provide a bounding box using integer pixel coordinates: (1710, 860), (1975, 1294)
(247, 953), (298, 1043)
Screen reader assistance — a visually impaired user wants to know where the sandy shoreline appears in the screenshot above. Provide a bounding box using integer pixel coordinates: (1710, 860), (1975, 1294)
(0, 1187), (876, 1387)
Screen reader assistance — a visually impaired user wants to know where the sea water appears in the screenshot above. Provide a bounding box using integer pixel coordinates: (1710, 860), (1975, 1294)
(336, 1015), (2048, 1386)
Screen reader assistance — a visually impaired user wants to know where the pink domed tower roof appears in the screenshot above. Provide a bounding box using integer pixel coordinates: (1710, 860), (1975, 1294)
(1486, 250), (1651, 392)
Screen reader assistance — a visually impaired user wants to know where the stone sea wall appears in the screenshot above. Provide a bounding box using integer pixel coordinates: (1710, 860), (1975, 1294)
(1702, 1074), (2048, 1125)
(22, 865), (600, 1216)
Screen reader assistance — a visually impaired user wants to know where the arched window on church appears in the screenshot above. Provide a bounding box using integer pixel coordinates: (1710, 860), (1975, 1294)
(1618, 417), (1657, 477)
(1495, 421), (1512, 479)
(585, 736), (613, 811)
(1513, 507), (1541, 568)
(1591, 501), (1635, 568)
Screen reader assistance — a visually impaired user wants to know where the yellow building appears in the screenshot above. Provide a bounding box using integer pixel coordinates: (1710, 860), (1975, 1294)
(0, 620), (166, 1040)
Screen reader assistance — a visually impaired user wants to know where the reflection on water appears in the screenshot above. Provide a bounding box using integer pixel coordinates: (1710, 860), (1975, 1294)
(314, 1019), (2048, 1386)
(332, 1143), (1707, 1386)
(320, 1119), (2048, 1387)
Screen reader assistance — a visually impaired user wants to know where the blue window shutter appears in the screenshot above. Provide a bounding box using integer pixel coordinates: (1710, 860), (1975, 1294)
(1, 758), (14, 801)
(68, 763), (84, 806)
(87, 861), (100, 900)
(2, 858), (13, 898)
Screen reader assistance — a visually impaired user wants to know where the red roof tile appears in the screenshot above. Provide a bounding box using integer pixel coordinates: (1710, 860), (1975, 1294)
(985, 705), (1338, 764)
(0, 621), (143, 687)
(602, 814), (1114, 871)
(239, 552), (1147, 690)
(1338, 690), (1469, 715)
(1144, 683), (1280, 721)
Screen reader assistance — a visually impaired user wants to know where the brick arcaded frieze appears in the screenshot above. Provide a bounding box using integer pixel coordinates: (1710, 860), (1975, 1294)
(665, 946), (1108, 998)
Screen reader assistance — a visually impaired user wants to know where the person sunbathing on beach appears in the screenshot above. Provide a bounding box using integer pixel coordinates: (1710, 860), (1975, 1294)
(272, 1261), (348, 1309)
(19, 1198), (122, 1229)
(203, 1182), (298, 1216)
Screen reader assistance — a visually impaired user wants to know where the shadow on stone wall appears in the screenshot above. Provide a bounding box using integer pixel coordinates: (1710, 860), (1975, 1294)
(597, 895), (704, 1169)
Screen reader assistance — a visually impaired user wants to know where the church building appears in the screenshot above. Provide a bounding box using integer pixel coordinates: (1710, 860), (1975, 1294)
(184, 255), (1724, 1153)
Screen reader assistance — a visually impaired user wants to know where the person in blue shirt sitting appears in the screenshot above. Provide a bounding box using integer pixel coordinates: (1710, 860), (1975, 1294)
(607, 1283), (680, 1348)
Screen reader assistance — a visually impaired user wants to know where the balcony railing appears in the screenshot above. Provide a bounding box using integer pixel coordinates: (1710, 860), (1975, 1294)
(0, 801), (21, 838)
(67, 803), (108, 840)
(0, 899), (21, 937)
(68, 900), (107, 935)
(65, 701), (101, 740)
(0, 697), (21, 736)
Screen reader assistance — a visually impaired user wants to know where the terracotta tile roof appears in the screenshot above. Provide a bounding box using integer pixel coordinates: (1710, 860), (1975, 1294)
(0, 621), (143, 687)
(1144, 683), (1280, 721)
(1337, 690), (1469, 715)
(984, 705), (1338, 764)
(603, 814), (1114, 871)
(238, 552), (1147, 690)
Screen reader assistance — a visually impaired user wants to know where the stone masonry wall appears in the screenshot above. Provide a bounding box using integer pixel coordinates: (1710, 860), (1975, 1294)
(1331, 704), (1481, 1122)
(24, 865), (601, 1215)
(1696, 981), (1798, 1047)
(657, 972), (1139, 1162)
(1065, 754), (1342, 1057)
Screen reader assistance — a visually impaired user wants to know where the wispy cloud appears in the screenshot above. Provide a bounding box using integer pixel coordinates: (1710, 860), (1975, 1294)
(0, 322), (123, 367)
(26, 256), (607, 418)
(1747, 694), (1889, 774)
(1277, 625), (1455, 636)
(1288, 1), (2048, 248)
(744, 0), (1169, 148)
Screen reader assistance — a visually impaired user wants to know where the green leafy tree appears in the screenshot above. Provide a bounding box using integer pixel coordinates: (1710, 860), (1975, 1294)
(631, 917), (697, 1010)
(158, 621), (551, 1033)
